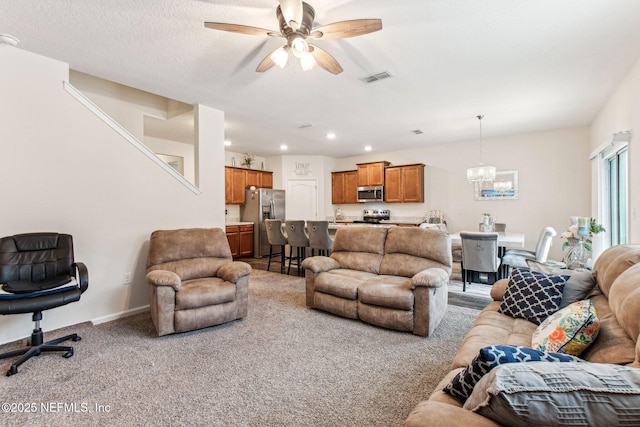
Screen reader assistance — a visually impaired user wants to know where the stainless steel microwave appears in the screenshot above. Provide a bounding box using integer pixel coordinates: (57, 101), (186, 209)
(357, 186), (384, 203)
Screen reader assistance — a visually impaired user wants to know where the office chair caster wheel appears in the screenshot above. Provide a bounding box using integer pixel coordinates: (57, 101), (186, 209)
(64, 349), (74, 358)
(7, 366), (17, 376)
(72, 336), (81, 342)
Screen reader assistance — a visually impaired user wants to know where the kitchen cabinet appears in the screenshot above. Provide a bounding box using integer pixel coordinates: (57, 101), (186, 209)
(384, 164), (425, 203)
(245, 169), (273, 189)
(331, 170), (358, 204)
(225, 167), (273, 205)
(357, 161), (390, 187)
(226, 224), (254, 259)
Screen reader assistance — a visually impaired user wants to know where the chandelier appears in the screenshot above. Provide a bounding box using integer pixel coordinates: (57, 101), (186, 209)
(466, 115), (496, 183)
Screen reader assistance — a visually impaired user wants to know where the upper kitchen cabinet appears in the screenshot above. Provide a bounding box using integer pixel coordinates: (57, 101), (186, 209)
(384, 164), (425, 203)
(357, 161), (390, 187)
(225, 167), (273, 205)
(331, 170), (358, 204)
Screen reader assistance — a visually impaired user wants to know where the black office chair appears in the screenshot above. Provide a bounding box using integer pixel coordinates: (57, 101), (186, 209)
(0, 233), (88, 376)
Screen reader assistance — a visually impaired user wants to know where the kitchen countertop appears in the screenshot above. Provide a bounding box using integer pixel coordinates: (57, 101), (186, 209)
(225, 221), (254, 226)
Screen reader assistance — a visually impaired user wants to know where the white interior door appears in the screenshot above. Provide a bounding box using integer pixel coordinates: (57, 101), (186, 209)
(286, 179), (318, 220)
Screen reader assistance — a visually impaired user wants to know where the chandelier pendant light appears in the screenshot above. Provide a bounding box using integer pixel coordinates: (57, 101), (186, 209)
(466, 115), (496, 184)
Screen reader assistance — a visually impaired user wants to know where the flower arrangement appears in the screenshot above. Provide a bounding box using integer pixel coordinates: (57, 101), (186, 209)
(561, 217), (605, 251)
(241, 152), (255, 168)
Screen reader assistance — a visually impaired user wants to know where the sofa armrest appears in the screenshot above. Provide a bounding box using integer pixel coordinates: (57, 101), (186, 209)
(301, 256), (341, 273)
(146, 270), (181, 290)
(403, 400), (500, 427)
(218, 261), (252, 283)
(490, 278), (510, 301)
(411, 268), (449, 289)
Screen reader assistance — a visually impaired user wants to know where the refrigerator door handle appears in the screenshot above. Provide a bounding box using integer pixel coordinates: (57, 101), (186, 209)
(270, 199), (275, 219)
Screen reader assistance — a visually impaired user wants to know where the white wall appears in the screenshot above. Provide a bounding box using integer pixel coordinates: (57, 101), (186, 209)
(145, 136), (195, 184)
(328, 126), (592, 260)
(0, 46), (225, 344)
(590, 56), (640, 244)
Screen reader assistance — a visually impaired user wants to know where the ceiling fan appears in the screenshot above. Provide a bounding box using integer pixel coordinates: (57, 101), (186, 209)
(204, 0), (382, 75)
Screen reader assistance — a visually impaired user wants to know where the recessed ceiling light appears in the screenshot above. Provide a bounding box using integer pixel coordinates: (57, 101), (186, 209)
(224, 140), (232, 146)
(364, 145), (372, 152)
(280, 144), (288, 150)
(326, 132), (336, 139)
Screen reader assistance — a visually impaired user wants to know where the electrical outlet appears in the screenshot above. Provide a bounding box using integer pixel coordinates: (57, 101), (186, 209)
(123, 272), (132, 285)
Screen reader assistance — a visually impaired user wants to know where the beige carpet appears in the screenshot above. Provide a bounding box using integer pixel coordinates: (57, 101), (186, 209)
(0, 270), (479, 427)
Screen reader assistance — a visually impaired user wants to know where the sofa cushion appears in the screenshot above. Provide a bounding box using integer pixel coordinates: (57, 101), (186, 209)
(358, 276), (414, 310)
(314, 271), (365, 300)
(498, 269), (569, 325)
(357, 301), (414, 332)
(526, 260), (597, 308)
(379, 227), (452, 277)
(443, 345), (578, 400)
(330, 227), (388, 274)
(464, 362), (640, 427)
(531, 299), (600, 356)
(175, 278), (236, 310)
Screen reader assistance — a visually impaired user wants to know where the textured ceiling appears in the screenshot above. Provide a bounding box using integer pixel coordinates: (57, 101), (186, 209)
(3, 0), (640, 158)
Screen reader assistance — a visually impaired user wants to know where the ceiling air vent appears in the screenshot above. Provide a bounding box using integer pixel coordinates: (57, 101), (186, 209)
(360, 71), (394, 84)
(298, 123), (313, 129)
(412, 130), (424, 135)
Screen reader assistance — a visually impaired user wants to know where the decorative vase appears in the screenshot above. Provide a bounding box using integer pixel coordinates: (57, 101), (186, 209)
(563, 237), (589, 270)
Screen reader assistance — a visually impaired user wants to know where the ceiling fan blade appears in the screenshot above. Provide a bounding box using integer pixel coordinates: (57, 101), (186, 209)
(279, 0), (303, 31)
(204, 22), (281, 37)
(308, 44), (343, 75)
(309, 19), (382, 40)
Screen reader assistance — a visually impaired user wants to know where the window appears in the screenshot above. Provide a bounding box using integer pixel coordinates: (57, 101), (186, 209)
(600, 139), (629, 246)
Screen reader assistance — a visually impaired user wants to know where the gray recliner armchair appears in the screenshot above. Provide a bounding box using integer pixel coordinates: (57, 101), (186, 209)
(145, 228), (251, 337)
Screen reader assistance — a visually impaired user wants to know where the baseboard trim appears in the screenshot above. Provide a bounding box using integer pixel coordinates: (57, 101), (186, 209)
(91, 305), (150, 325)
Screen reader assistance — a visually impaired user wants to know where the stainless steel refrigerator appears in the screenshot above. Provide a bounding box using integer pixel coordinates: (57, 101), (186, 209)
(240, 188), (286, 258)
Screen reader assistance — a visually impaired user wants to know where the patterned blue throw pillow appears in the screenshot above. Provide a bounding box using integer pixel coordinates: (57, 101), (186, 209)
(498, 268), (569, 325)
(443, 345), (578, 400)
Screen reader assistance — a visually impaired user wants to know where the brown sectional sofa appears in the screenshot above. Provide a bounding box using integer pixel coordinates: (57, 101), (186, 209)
(301, 226), (452, 337)
(404, 244), (640, 426)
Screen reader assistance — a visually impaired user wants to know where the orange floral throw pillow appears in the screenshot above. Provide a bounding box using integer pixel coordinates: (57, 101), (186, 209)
(531, 299), (600, 356)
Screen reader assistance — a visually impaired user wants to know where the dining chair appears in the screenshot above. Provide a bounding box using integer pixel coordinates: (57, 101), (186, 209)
(501, 226), (556, 276)
(307, 220), (334, 256)
(265, 219), (289, 274)
(285, 220), (309, 275)
(460, 231), (501, 291)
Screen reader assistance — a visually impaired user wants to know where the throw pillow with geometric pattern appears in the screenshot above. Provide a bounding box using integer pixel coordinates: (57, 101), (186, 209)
(443, 345), (578, 400)
(498, 268), (569, 325)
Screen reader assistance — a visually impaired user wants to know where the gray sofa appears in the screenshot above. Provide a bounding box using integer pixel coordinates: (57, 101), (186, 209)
(404, 244), (640, 426)
(301, 226), (452, 337)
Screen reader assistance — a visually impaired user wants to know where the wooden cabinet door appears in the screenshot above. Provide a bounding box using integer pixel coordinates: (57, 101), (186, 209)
(226, 226), (240, 258)
(357, 164), (370, 187)
(245, 170), (259, 188)
(384, 167), (402, 203)
(260, 171), (273, 188)
(230, 168), (246, 204)
(357, 162), (389, 186)
(402, 164), (424, 203)
(239, 225), (254, 258)
(343, 171), (358, 204)
(332, 172), (345, 204)
(225, 167), (233, 204)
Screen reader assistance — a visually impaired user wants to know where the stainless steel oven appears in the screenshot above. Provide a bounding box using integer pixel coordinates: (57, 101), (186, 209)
(357, 186), (384, 203)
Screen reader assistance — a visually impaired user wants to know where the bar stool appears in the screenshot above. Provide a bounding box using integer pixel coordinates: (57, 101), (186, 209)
(265, 219), (289, 274)
(307, 220), (334, 256)
(285, 220), (309, 275)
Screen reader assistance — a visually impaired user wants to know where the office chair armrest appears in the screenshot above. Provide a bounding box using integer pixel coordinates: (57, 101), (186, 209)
(301, 256), (340, 273)
(72, 262), (89, 293)
(411, 268), (449, 289)
(217, 261), (252, 283)
(146, 270), (181, 290)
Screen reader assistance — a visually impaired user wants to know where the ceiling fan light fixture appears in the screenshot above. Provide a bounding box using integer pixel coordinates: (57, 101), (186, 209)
(300, 53), (316, 71)
(271, 46), (289, 68)
(290, 35), (309, 59)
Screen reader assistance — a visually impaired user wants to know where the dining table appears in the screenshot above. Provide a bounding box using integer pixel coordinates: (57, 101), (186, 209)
(449, 231), (526, 279)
